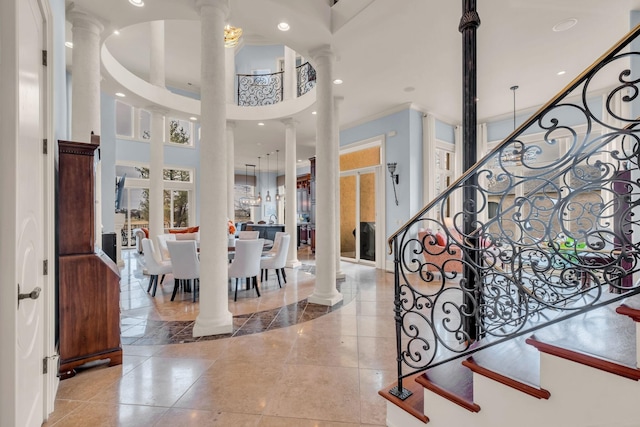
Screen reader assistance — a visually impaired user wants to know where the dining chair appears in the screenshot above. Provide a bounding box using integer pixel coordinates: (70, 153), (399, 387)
(141, 238), (173, 297)
(263, 231), (286, 257)
(229, 238), (264, 301)
(166, 240), (200, 302)
(238, 230), (260, 240)
(260, 234), (290, 287)
(156, 234), (176, 261)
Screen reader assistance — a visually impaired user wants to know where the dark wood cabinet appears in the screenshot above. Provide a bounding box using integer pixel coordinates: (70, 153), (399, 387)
(57, 137), (122, 378)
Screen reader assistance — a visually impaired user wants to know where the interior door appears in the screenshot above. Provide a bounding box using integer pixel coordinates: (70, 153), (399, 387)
(340, 169), (377, 264)
(16, 0), (45, 424)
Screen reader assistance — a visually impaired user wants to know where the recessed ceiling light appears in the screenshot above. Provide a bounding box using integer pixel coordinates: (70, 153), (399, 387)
(333, 79), (343, 85)
(297, 159), (302, 162)
(277, 22), (290, 31)
(115, 92), (126, 97)
(113, 30), (120, 35)
(129, 0), (144, 7)
(258, 122), (265, 126)
(553, 18), (577, 32)
(65, 41), (73, 48)
(557, 70), (566, 76)
(189, 117), (197, 121)
(311, 111), (317, 115)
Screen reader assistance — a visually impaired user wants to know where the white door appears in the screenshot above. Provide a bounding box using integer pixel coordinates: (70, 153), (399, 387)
(16, 0), (46, 424)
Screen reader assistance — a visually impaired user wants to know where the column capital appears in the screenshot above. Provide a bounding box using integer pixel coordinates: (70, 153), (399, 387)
(195, 0), (229, 17)
(68, 8), (104, 36)
(309, 45), (334, 63)
(281, 118), (299, 128)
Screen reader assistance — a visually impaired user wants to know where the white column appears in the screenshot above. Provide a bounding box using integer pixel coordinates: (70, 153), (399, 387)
(227, 120), (236, 221)
(334, 96), (345, 279)
(149, 20), (165, 88)
(283, 46), (297, 101)
(283, 118), (301, 268)
(308, 46), (343, 306)
(225, 43), (235, 104)
(149, 107), (167, 239)
(69, 9), (103, 247)
(194, 0), (233, 336)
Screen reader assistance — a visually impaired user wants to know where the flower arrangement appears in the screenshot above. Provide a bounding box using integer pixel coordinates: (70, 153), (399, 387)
(228, 220), (236, 235)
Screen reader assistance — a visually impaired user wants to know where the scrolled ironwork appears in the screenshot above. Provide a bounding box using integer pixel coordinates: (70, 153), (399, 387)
(297, 62), (316, 97)
(388, 23), (640, 399)
(237, 71), (283, 106)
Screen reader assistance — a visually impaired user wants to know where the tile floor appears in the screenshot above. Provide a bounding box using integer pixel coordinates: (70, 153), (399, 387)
(44, 246), (398, 426)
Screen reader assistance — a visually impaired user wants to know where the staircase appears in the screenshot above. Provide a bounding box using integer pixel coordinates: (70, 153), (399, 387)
(379, 22), (640, 427)
(380, 295), (640, 427)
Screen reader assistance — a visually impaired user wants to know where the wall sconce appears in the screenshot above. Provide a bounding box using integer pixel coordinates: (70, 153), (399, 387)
(387, 162), (399, 206)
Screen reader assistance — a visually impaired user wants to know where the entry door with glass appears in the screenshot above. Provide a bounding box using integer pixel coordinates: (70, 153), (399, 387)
(340, 168), (377, 263)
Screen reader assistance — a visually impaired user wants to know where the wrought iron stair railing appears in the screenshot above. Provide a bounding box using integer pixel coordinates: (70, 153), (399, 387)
(236, 62), (316, 106)
(387, 23), (640, 400)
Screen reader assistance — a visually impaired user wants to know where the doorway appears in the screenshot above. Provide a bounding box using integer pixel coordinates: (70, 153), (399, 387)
(340, 167), (378, 264)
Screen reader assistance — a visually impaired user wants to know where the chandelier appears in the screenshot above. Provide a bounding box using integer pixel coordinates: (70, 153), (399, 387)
(240, 164), (260, 207)
(224, 25), (242, 48)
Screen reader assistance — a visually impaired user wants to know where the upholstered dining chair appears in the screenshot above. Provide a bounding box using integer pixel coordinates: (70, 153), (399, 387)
(166, 240), (200, 302)
(141, 238), (173, 297)
(229, 238), (264, 301)
(263, 231), (286, 257)
(260, 233), (290, 287)
(238, 230), (260, 240)
(156, 233), (176, 261)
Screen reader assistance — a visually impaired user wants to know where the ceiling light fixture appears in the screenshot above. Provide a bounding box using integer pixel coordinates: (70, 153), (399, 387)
(275, 150), (281, 201)
(113, 30), (120, 35)
(258, 122), (265, 126)
(552, 18), (577, 32)
(277, 22), (290, 31)
(115, 92), (126, 97)
(224, 24), (243, 48)
(128, 0), (144, 7)
(557, 70), (566, 76)
(189, 117), (197, 121)
(333, 79), (343, 85)
(65, 41), (73, 48)
(311, 111), (317, 115)
(265, 153), (272, 202)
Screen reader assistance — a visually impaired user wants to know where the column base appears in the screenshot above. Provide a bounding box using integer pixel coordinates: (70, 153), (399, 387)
(336, 271), (346, 280)
(193, 312), (233, 337)
(286, 259), (302, 268)
(308, 291), (343, 307)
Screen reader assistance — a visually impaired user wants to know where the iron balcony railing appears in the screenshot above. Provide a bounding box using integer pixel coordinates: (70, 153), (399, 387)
(387, 23), (640, 400)
(297, 61), (316, 97)
(237, 71), (284, 106)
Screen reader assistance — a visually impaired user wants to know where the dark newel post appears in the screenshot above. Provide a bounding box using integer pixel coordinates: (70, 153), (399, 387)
(459, 0), (480, 341)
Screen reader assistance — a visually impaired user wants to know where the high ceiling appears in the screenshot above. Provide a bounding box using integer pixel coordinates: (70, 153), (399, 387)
(65, 0), (640, 172)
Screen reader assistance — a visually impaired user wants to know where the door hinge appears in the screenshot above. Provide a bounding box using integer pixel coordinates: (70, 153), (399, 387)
(43, 259), (48, 275)
(43, 138), (47, 154)
(42, 50), (47, 67)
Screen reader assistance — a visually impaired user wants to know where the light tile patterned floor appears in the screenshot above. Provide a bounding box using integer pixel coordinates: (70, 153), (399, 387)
(44, 247), (397, 426)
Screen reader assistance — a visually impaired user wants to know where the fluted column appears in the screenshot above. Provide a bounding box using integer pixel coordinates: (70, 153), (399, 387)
(283, 118), (301, 268)
(283, 46), (296, 100)
(334, 96), (345, 279)
(69, 9), (103, 247)
(148, 106), (167, 239)
(227, 121), (236, 221)
(193, 0), (233, 336)
(308, 46), (342, 306)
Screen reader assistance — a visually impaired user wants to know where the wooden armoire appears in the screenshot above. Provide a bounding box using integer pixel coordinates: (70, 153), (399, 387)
(57, 136), (122, 378)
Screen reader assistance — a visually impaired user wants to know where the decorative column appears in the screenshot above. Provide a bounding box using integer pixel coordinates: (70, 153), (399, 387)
(283, 118), (301, 268)
(193, 0), (233, 336)
(148, 106), (167, 239)
(227, 121), (236, 221)
(308, 46), (343, 306)
(334, 96), (345, 279)
(283, 46), (297, 100)
(69, 9), (103, 247)
(148, 22), (166, 240)
(225, 43), (235, 104)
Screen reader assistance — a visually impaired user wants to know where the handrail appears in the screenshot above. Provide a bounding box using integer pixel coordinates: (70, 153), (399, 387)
(386, 22), (640, 400)
(237, 71), (284, 106)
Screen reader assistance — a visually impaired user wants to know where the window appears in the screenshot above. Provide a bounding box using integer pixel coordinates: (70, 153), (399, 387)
(169, 119), (192, 145)
(115, 101), (133, 138)
(139, 109), (151, 140)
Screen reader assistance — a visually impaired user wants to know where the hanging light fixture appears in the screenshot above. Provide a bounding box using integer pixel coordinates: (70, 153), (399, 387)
(224, 24), (242, 48)
(256, 156), (262, 204)
(275, 150), (281, 201)
(239, 164), (260, 206)
(265, 153), (272, 202)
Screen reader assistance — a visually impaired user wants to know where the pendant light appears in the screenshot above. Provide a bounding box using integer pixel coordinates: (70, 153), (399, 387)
(265, 153), (272, 202)
(275, 149), (281, 201)
(256, 156), (262, 204)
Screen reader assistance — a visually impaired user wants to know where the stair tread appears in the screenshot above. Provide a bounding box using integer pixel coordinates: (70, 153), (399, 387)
(416, 359), (481, 412)
(528, 302), (637, 370)
(378, 372), (429, 424)
(469, 336), (542, 389)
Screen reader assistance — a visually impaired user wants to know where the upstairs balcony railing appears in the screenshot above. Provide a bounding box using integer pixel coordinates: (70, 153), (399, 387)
(236, 62), (316, 106)
(387, 23), (640, 400)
